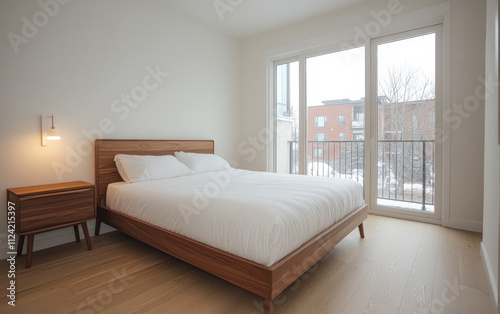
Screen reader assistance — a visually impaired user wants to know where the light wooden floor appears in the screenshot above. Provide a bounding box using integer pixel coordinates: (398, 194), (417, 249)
(0, 214), (495, 313)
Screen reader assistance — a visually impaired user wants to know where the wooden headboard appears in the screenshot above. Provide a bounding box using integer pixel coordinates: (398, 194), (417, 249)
(95, 139), (214, 205)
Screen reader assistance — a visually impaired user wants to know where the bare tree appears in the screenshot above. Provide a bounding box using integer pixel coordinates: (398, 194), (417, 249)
(378, 64), (435, 141)
(377, 64), (435, 202)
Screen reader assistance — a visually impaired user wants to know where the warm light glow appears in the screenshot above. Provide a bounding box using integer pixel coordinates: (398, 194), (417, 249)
(46, 127), (60, 140)
(41, 114), (61, 146)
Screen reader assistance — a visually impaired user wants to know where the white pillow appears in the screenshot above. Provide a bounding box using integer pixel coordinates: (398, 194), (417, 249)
(114, 154), (192, 183)
(174, 151), (231, 174)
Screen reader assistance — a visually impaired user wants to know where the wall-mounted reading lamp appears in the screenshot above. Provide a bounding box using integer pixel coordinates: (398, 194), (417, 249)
(41, 115), (61, 147)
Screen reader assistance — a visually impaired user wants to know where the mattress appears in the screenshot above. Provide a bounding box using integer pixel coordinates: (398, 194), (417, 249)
(106, 169), (364, 267)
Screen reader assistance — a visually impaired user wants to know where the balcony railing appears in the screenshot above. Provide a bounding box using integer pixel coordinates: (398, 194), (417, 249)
(288, 139), (435, 211)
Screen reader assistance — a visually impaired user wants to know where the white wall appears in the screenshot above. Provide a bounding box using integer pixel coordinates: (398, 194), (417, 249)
(0, 0), (240, 259)
(238, 0), (486, 232)
(482, 0), (499, 307)
(448, 0), (487, 232)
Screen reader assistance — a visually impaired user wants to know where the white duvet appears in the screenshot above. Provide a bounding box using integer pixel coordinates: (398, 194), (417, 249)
(106, 169), (364, 267)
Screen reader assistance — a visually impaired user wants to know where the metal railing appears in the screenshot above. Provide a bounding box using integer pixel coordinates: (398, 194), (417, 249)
(288, 139), (435, 211)
(377, 140), (435, 210)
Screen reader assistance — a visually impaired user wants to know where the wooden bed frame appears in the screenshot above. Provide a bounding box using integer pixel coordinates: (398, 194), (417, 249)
(94, 139), (368, 313)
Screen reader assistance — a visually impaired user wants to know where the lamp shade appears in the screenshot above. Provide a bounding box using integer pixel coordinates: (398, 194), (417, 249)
(46, 127), (60, 140)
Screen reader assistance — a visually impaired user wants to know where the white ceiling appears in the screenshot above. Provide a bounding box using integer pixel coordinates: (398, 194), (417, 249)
(165, 0), (367, 38)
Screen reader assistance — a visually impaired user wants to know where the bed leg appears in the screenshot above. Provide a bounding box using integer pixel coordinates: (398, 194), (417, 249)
(358, 223), (365, 238)
(95, 218), (101, 236)
(263, 299), (273, 314)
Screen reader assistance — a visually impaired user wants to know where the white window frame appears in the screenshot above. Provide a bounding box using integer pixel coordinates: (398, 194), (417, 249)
(369, 24), (444, 224)
(266, 2), (451, 225)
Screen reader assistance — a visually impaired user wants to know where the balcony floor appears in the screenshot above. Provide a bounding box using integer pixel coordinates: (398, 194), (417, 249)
(377, 198), (435, 212)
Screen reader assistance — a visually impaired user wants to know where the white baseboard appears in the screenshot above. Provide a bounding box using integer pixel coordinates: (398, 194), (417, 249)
(449, 218), (483, 233)
(368, 209), (442, 225)
(480, 242), (499, 311)
(0, 219), (116, 261)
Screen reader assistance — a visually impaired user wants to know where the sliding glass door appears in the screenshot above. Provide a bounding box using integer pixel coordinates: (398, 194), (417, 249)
(306, 48), (365, 186)
(370, 26), (441, 219)
(275, 61), (299, 174)
(273, 47), (366, 190)
(271, 25), (442, 222)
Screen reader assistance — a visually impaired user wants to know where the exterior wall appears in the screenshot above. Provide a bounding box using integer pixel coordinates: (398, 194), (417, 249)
(308, 104), (353, 142)
(378, 100), (435, 140)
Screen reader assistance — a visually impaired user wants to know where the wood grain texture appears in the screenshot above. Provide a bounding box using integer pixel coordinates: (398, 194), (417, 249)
(26, 234), (34, 268)
(73, 225), (80, 243)
(0, 215), (493, 314)
(7, 181), (96, 268)
(97, 206), (272, 298)
(97, 204), (367, 301)
(7, 181), (94, 196)
(270, 205), (368, 298)
(7, 182), (96, 234)
(399, 248), (438, 314)
(81, 222), (92, 251)
(95, 139), (214, 198)
(19, 188), (94, 233)
(433, 246), (462, 312)
(94, 139), (368, 313)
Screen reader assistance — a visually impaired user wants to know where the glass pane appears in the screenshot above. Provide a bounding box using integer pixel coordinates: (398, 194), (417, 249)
(376, 33), (436, 212)
(276, 61), (299, 174)
(305, 47), (365, 186)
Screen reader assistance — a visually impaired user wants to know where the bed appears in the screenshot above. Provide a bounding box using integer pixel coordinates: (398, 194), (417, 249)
(94, 139), (368, 313)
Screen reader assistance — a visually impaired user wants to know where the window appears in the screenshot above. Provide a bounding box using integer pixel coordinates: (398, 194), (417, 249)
(315, 132), (327, 141)
(275, 61), (299, 174)
(339, 115), (346, 126)
(314, 116), (327, 127)
(276, 63), (291, 117)
(354, 133), (364, 141)
(412, 111), (419, 131)
(374, 27), (439, 217)
(429, 112), (435, 123)
(354, 112), (365, 122)
(270, 20), (444, 222)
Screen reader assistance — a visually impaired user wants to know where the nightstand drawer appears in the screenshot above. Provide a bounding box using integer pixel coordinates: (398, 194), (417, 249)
(19, 188), (95, 233)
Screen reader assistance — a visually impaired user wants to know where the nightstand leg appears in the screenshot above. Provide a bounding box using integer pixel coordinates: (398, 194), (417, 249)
(81, 222), (92, 251)
(73, 225), (81, 243)
(95, 218), (101, 236)
(26, 234), (34, 269)
(17, 235), (25, 257)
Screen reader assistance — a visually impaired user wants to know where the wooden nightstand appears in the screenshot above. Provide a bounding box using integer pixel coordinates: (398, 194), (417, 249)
(7, 181), (96, 268)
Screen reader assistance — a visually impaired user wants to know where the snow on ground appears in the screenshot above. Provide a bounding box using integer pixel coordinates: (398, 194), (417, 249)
(377, 199), (435, 212)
